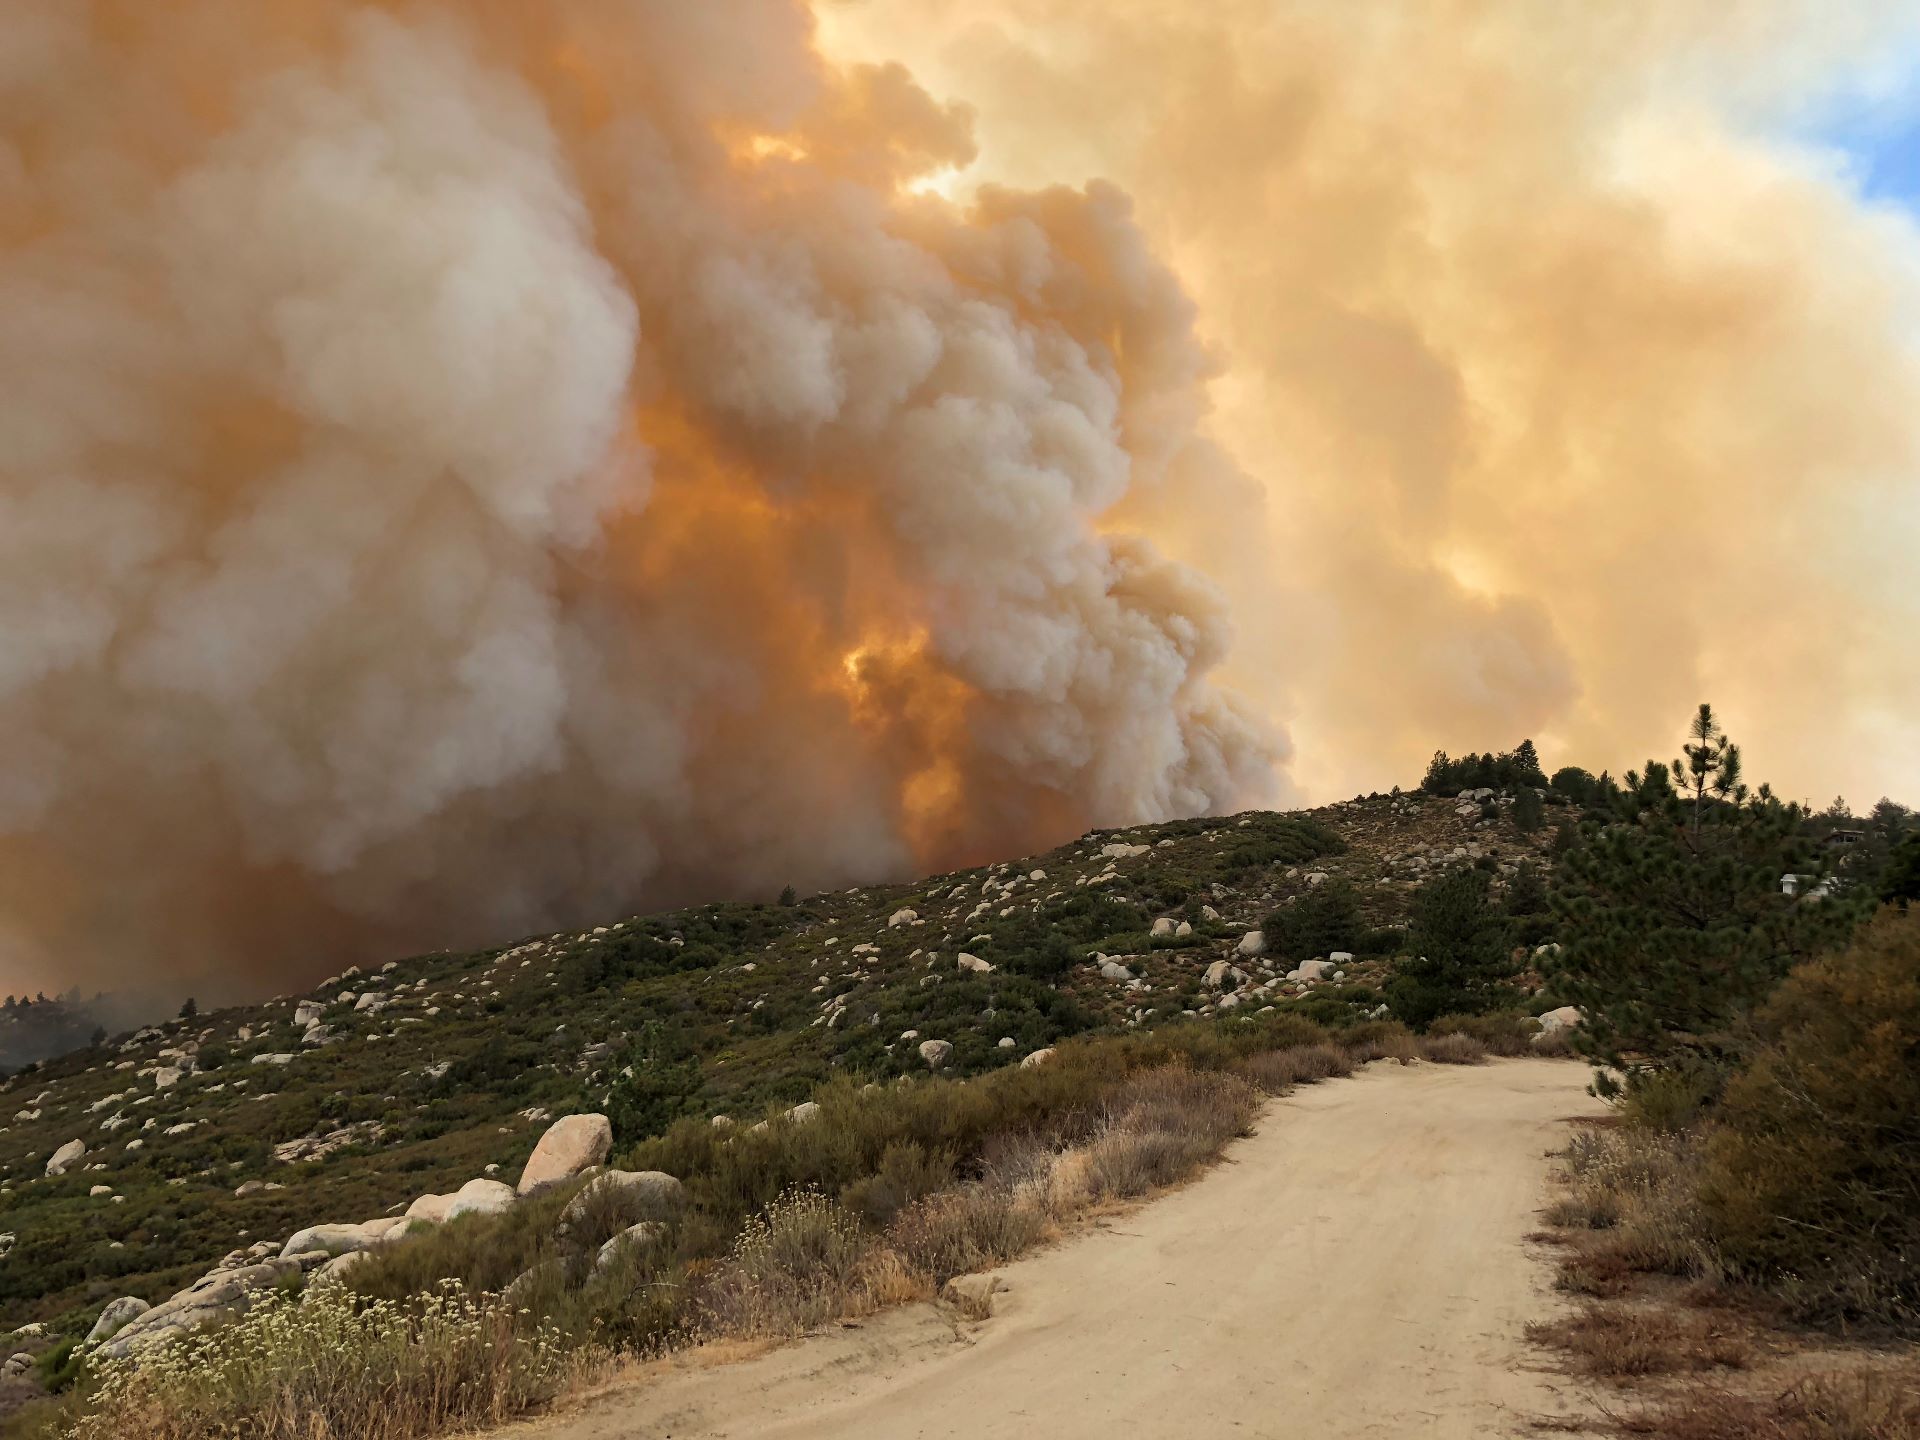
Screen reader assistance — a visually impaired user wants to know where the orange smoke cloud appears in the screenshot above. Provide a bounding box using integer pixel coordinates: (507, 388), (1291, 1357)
(0, 0), (1278, 997)
(823, 0), (1920, 807)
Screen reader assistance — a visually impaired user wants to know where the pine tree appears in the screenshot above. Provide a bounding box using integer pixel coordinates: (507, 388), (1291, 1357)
(1884, 833), (1920, 909)
(1513, 739), (1546, 785)
(1506, 861), (1550, 918)
(778, 885), (797, 907)
(178, 997), (197, 1021)
(1675, 702), (1743, 843)
(1511, 784), (1544, 834)
(1546, 709), (1867, 1091)
(1388, 867), (1517, 1027)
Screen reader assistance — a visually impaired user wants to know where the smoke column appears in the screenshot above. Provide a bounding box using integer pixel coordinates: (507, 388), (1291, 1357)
(823, 0), (1920, 807)
(0, 1), (1281, 997)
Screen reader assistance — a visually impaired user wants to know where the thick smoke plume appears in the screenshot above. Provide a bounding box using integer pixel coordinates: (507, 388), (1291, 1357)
(828, 0), (1920, 805)
(0, 1), (1280, 997)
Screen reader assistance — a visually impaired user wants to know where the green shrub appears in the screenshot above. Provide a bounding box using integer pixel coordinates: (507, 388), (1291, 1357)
(1698, 909), (1920, 1331)
(1263, 882), (1361, 961)
(1617, 1067), (1718, 1133)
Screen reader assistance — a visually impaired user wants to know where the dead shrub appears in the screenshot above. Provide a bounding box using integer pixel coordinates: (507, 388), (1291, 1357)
(1546, 1126), (1717, 1282)
(1430, 1012), (1536, 1057)
(1418, 1032), (1490, 1065)
(886, 1184), (1045, 1283)
(840, 1140), (955, 1226)
(1529, 1025), (1578, 1057)
(1238, 1044), (1355, 1094)
(696, 1188), (871, 1339)
(1082, 1065), (1258, 1200)
(1526, 1305), (1752, 1379)
(1617, 1359), (1920, 1439)
(1341, 1020), (1419, 1064)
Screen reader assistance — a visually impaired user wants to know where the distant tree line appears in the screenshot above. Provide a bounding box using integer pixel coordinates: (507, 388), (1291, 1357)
(1421, 739), (1547, 794)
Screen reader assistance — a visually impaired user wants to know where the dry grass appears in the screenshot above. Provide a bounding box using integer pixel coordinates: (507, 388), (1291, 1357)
(1546, 1126), (1720, 1278)
(1429, 1012), (1538, 1057)
(56, 1022), (1361, 1440)
(1417, 1033), (1490, 1065)
(1614, 1359), (1920, 1439)
(1238, 1043), (1355, 1093)
(695, 1064), (1261, 1339)
(695, 1189), (874, 1339)
(1525, 1306), (1753, 1379)
(886, 1183), (1046, 1283)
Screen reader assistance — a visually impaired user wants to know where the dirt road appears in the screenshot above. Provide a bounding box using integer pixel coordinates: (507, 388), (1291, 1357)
(518, 1058), (1604, 1440)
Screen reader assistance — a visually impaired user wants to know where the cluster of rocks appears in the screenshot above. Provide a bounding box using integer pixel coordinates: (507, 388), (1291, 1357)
(80, 1112), (686, 1364)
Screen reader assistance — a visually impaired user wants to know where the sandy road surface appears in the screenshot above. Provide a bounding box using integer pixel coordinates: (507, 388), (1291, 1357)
(513, 1058), (1604, 1440)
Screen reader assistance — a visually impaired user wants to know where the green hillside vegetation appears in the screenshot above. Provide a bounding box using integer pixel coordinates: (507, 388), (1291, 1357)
(3, 704), (1912, 1440)
(0, 797), (1566, 1344)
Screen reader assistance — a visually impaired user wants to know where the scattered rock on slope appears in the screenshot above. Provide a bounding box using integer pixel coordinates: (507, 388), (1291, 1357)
(518, 1114), (613, 1195)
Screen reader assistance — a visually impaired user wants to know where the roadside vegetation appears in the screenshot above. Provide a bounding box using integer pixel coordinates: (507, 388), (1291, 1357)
(13, 1011), (1457, 1440)
(1525, 706), (1919, 1436)
(9, 702), (1912, 1440)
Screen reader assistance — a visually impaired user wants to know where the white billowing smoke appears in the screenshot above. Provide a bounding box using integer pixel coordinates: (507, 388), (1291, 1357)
(0, 2), (1280, 997)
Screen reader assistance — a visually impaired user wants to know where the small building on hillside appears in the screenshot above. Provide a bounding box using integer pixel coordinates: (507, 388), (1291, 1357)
(1780, 873), (1836, 899)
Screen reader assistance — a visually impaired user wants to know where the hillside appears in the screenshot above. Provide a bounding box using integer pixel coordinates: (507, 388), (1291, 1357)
(0, 788), (1561, 1337)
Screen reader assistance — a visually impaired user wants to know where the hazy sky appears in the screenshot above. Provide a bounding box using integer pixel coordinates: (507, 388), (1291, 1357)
(820, 1), (1920, 810)
(2, 1), (1917, 998)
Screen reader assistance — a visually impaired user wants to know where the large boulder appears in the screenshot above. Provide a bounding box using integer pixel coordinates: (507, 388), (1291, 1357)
(918, 1039), (954, 1070)
(1198, 963), (1244, 998)
(83, 1297), (151, 1348)
(1020, 1048), (1056, 1069)
(313, 1251), (373, 1284)
(1150, 918), (1176, 938)
(1235, 930), (1267, 958)
(1098, 959), (1134, 983)
(95, 1259), (309, 1360)
(447, 1178), (518, 1220)
(888, 908), (918, 927)
(956, 953), (994, 974)
(561, 1171), (685, 1225)
(45, 1140), (85, 1177)
(405, 1192), (457, 1224)
(279, 1217), (410, 1261)
(1296, 960), (1335, 982)
(594, 1222), (668, 1273)
(1537, 1006), (1582, 1034)
(294, 1001), (325, 1028)
(517, 1114), (613, 1196)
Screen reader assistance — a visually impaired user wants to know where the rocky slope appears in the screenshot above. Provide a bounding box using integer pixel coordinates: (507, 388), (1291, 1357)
(0, 787), (1563, 1344)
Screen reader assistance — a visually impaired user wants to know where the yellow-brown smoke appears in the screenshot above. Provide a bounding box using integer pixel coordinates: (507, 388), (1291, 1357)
(0, 1), (1282, 996)
(825, 0), (1920, 806)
